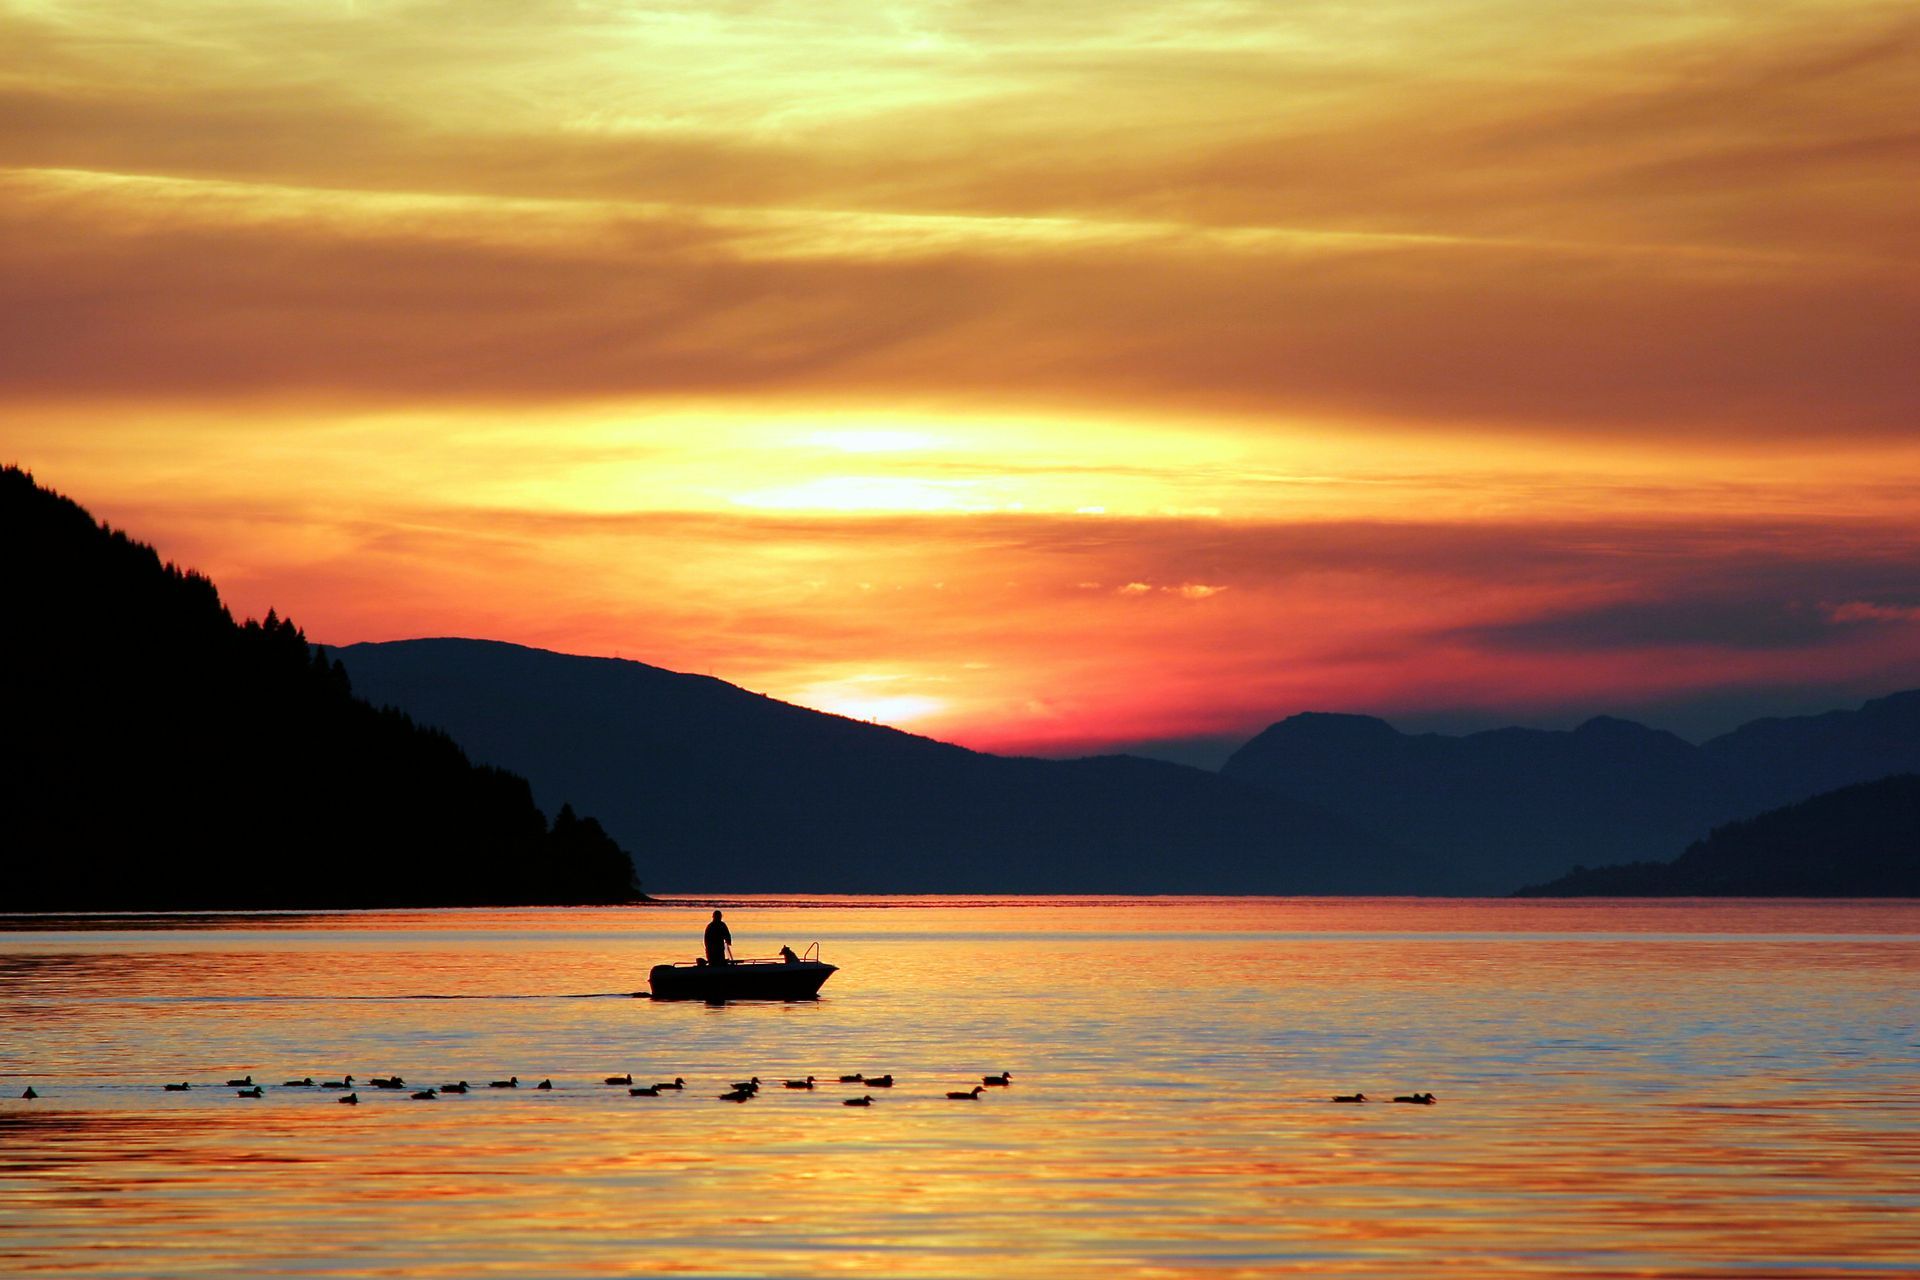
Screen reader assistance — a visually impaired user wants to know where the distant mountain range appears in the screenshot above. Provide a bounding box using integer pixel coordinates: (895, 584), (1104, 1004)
(11, 463), (1915, 902)
(1222, 696), (1920, 893)
(1, 468), (637, 911)
(339, 639), (1920, 895)
(330, 639), (1430, 894)
(1516, 775), (1920, 896)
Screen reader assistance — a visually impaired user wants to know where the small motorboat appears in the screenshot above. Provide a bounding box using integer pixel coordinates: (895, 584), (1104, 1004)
(646, 944), (837, 1001)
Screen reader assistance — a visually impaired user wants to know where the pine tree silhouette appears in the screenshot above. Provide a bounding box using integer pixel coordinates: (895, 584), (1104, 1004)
(1, 466), (641, 910)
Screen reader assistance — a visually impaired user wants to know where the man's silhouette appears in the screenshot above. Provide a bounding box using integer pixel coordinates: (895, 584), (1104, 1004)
(704, 910), (732, 966)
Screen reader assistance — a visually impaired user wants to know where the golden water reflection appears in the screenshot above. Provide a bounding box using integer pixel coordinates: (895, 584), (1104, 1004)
(2, 899), (1917, 1277)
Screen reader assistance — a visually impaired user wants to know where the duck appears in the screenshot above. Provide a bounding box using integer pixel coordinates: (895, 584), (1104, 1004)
(629, 1085), (660, 1096)
(839, 1073), (866, 1084)
(225, 1076), (253, 1087)
(440, 1081), (470, 1094)
(411, 1088), (438, 1100)
(718, 1088), (754, 1102)
(237, 1086), (264, 1098)
(338, 1092), (359, 1105)
(866, 1074), (894, 1088)
(731, 1077), (762, 1093)
(370, 1076), (405, 1090)
(321, 1076), (354, 1090)
(605, 1074), (632, 1086)
(653, 1078), (686, 1091)
(488, 1077), (519, 1089)
(1392, 1092), (1437, 1105)
(843, 1095), (874, 1107)
(783, 1076), (816, 1090)
(947, 1086), (985, 1100)
(21, 1087), (38, 1099)
(1331, 1093), (1367, 1104)
(983, 1072), (1012, 1086)
(535, 1079), (553, 1090)
(163, 1082), (191, 1092)
(282, 1077), (315, 1088)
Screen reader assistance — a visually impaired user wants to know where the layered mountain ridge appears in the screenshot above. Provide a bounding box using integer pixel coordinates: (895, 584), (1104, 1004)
(1516, 774), (1920, 897)
(1222, 694), (1920, 891)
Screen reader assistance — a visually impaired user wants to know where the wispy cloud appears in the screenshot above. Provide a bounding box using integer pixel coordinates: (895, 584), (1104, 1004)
(4, 0), (1917, 750)
(2, 3), (1917, 435)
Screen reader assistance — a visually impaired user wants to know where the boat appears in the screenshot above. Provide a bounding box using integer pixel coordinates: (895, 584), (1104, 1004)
(646, 943), (837, 1001)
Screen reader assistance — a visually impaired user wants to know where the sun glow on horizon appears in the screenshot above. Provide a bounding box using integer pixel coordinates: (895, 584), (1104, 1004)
(790, 675), (950, 731)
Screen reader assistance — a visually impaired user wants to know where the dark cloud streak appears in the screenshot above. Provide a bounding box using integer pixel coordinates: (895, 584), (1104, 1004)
(2, 173), (1914, 439)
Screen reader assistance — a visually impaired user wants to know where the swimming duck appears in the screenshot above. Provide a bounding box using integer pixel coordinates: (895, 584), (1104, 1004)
(1392, 1092), (1437, 1105)
(489, 1077), (519, 1089)
(1331, 1093), (1367, 1103)
(839, 1073), (865, 1083)
(237, 1086), (264, 1098)
(535, 1078), (552, 1090)
(283, 1077), (315, 1088)
(411, 1089), (438, 1100)
(843, 1095), (874, 1107)
(321, 1076), (354, 1090)
(946, 1086), (985, 1099)
(653, 1078), (686, 1091)
(718, 1088), (754, 1102)
(983, 1072), (1012, 1086)
(629, 1085), (660, 1096)
(368, 1076), (403, 1089)
(21, 1087), (38, 1099)
(163, 1082), (191, 1092)
(338, 1092), (359, 1105)
(866, 1075), (894, 1088)
(731, 1078), (762, 1093)
(439, 1081), (469, 1094)
(605, 1074), (632, 1086)
(783, 1076), (816, 1090)
(226, 1076), (253, 1087)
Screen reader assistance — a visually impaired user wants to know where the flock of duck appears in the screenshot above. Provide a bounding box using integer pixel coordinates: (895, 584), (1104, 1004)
(13, 1075), (1437, 1106)
(711, 1071), (1010, 1105)
(15, 1070), (1017, 1106)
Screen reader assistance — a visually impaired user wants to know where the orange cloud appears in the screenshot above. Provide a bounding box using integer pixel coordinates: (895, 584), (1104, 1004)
(3, 1), (1917, 752)
(2, 161), (1914, 438)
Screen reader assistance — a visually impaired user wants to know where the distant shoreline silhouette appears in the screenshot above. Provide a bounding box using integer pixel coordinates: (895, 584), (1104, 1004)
(1515, 774), (1920, 896)
(336, 635), (1920, 895)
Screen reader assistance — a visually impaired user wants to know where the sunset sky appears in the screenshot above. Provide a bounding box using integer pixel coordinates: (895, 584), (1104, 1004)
(5, 0), (1917, 760)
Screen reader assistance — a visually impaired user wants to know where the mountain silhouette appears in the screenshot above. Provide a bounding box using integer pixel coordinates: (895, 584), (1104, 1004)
(330, 638), (1430, 893)
(1515, 774), (1920, 896)
(1704, 695), (1920, 813)
(1223, 697), (1920, 892)
(1, 467), (637, 910)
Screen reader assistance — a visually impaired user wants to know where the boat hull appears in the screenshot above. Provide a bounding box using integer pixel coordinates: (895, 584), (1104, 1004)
(647, 959), (837, 1001)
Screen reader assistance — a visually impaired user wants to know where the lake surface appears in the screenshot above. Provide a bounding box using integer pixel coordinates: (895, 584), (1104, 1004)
(3, 898), (1918, 1278)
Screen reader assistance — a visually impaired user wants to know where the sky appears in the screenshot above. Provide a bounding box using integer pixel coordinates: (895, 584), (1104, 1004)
(4, 0), (1918, 762)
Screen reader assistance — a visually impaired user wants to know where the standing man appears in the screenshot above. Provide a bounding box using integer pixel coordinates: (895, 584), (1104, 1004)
(704, 910), (732, 966)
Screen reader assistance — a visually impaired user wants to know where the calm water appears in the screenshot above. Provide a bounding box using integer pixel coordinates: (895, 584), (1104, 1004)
(3, 898), (1918, 1278)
